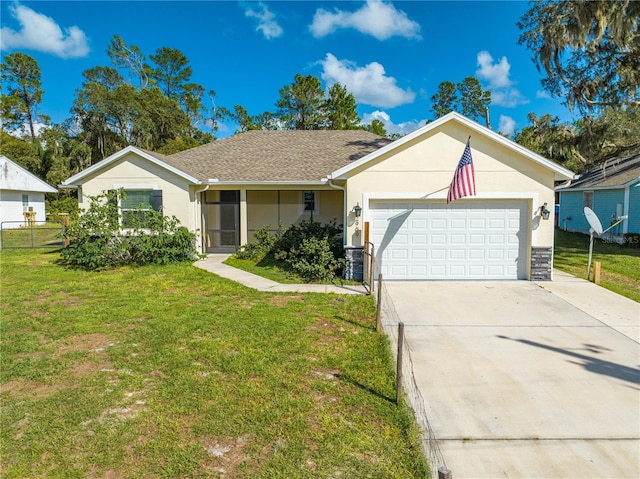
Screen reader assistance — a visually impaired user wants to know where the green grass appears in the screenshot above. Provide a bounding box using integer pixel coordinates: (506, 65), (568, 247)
(554, 229), (640, 302)
(1, 223), (64, 249)
(0, 249), (427, 478)
(225, 255), (361, 286)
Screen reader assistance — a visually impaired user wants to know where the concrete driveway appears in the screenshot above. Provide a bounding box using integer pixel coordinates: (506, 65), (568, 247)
(383, 272), (639, 479)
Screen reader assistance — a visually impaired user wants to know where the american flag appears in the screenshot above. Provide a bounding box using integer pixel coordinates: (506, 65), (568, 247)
(446, 139), (476, 203)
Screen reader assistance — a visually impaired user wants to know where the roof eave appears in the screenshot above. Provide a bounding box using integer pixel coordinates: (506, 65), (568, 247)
(556, 175), (640, 191)
(203, 180), (329, 186)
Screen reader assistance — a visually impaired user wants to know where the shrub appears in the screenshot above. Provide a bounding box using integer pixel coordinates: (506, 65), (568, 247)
(61, 190), (197, 270)
(234, 219), (347, 281)
(288, 236), (347, 282)
(235, 223), (284, 260)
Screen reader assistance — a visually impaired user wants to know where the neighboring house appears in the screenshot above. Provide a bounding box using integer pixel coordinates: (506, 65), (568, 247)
(557, 153), (640, 239)
(0, 155), (58, 229)
(61, 112), (574, 280)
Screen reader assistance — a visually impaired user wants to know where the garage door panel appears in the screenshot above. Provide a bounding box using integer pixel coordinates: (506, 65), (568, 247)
(371, 200), (528, 280)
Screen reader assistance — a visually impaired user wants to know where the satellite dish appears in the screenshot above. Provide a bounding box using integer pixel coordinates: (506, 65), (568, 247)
(584, 207), (603, 235)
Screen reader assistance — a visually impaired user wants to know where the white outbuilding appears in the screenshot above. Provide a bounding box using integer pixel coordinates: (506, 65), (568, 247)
(0, 155), (57, 228)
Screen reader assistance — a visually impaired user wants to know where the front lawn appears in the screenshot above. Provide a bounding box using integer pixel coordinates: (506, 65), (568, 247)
(554, 229), (640, 302)
(0, 249), (427, 478)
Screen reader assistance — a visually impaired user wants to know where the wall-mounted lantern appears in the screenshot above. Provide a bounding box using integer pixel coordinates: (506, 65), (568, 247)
(353, 203), (362, 234)
(539, 202), (551, 220)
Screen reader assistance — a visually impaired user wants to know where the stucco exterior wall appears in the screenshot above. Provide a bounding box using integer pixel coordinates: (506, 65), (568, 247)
(77, 153), (195, 231)
(342, 123), (556, 248)
(0, 190), (46, 227)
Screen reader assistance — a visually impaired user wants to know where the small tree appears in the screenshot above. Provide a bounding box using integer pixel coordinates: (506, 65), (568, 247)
(61, 190), (197, 270)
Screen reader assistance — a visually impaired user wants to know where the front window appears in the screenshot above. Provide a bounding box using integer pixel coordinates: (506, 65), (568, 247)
(121, 189), (161, 228)
(583, 191), (594, 209)
(302, 191), (319, 215)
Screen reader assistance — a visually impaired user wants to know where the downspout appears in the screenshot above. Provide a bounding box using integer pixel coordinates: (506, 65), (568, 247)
(327, 177), (347, 247)
(194, 184), (210, 254)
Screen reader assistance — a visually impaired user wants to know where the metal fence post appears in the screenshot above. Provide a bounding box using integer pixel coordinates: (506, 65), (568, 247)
(396, 321), (404, 404)
(370, 245), (375, 296)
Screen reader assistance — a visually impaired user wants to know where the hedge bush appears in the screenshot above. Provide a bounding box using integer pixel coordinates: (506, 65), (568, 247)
(236, 219), (347, 282)
(61, 190), (197, 270)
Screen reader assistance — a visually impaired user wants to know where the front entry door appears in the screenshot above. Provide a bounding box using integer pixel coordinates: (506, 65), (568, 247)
(203, 190), (240, 253)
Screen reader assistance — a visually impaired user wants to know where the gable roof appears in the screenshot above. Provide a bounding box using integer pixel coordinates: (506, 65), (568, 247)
(329, 112), (575, 181)
(557, 153), (640, 190)
(62, 131), (391, 186)
(62, 146), (201, 187)
(0, 155), (57, 193)
(162, 130), (390, 182)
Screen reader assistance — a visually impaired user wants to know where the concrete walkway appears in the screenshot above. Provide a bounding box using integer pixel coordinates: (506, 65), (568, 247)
(193, 254), (368, 295)
(383, 276), (639, 479)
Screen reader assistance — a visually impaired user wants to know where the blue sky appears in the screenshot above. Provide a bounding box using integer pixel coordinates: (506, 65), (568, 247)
(0, 0), (576, 139)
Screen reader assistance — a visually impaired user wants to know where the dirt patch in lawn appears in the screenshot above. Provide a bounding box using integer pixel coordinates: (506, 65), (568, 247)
(200, 435), (255, 477)
(53, 333), (115, 357)
(1, 377), (64, 399)
(267, 294), (304, 307)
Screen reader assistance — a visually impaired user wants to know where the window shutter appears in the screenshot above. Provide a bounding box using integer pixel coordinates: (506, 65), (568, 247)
(151, 190), (163, 212)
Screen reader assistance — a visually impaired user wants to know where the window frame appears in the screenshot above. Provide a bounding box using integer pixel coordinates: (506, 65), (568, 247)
(300, 190), (320, 215)
(116, 188), (162, 229)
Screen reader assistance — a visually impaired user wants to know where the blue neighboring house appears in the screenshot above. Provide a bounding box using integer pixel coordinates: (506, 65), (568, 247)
(557, 153), (640, 240)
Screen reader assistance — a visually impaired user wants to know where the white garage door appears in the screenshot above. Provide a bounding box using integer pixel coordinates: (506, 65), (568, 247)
(370, 200), (528, 280)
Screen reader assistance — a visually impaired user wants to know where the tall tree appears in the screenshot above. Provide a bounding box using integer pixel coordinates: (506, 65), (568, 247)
(325, 83), (360, 130)
(276, 74), (326, 130)
(72, 66), (130, 159)
(573, 108), (640, 164)
(430, 81), (457, 118)
(518, 0), (640, 112)
(106, 34), (148, 88)
(430, 77), (490, 123)
(456, 77), (491, 122)
(514, 113), (584, 171)
(0, 52), (44, 139)
(146, 47), (192, 99)
(362, 119), (387, 137)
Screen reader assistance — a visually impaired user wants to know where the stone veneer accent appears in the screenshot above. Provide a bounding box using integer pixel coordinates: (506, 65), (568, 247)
(531, 246), (553, 281)
(344, 246), (365, 281)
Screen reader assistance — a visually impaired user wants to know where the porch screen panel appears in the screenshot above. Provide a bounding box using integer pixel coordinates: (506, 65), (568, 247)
(203, 190), (239, 251)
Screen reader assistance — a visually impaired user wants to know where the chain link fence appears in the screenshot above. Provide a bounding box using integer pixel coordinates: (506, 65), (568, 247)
(1, 221), (65, 249)
(376, 275), (450, 478)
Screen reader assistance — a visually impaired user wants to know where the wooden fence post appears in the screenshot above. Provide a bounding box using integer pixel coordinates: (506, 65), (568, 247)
(376, 273), (383, 333)
(396, 321), (404, 404)
(437, 466), (452, 479)
(594, 261), (601, 284)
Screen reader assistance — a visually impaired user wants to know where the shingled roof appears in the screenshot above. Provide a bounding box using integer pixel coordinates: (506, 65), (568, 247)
(160, 130), (391, 182)
(560, 153), (640, 190)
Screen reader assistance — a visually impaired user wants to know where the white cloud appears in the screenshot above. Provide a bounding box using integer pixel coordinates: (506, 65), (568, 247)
(476, 51), (528, 108)
(362, 110), (426, 136)
(310, 0), (421, 40)
(0, 5), (89, 58)
(498, 115), (516, 137)
(536, 90), (552, 99)
(320, 53), (415, 108)
(491, 89), (528, 108)
(244, 2), (283, 39)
